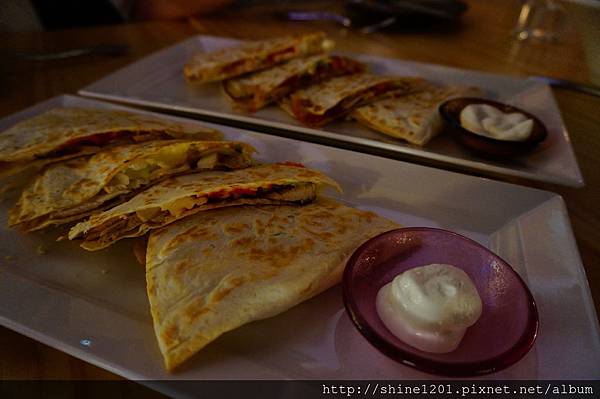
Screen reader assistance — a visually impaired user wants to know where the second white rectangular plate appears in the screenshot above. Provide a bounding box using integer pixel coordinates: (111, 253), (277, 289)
(79, 35), (583, 187)
(0, 96), (598, 398)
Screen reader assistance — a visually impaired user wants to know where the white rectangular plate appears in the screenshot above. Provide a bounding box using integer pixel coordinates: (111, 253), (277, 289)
(0, 96), (598, 398)
(79, 35), (583, 187)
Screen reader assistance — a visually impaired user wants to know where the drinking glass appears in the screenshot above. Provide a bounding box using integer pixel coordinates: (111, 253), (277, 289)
(512, 0), (566, 43)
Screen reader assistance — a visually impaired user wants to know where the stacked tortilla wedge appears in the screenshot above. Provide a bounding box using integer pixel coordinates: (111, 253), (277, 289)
(223, 54), (366, 112)
(68, 163), (341, 250)
(185, 32), (484, 148)
(184, 32), (334, 83)
(0, 107), (222, 179)
(5, 87), (400, 373)
(9, 140), (255, 231)
(58, 155), (399, 370)
(352, 86), (482, 145)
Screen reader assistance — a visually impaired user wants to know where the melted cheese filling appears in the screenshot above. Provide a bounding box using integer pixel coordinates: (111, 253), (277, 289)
(162, 196), (207, 218)
(138, 183), (314, 225)
(81, 183), (317, 247)
(104, 147), (219, 194)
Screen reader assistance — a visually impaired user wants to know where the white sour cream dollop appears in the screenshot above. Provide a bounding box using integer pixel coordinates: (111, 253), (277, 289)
(376, 263), (482, 353)
(460, 104), (533, 141)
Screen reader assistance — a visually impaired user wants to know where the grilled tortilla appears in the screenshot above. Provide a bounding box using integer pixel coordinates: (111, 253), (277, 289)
(352, 86), (481, 145)
(0, 107), (222, 178)
(9, 140), (255, 232)
(279, 74), (429, 127)
(184, 32), (334, 84)
(146, 197), (399, 370)
(69, 163), (340, 250)
(223, 54), (365, 112)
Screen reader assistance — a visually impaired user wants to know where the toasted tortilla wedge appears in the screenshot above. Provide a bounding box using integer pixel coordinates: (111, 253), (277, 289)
(184, 32), (334, 84)
(352, 86), (481, 145)
(0, 107), (222, 178)
(9, 140), (255, 232)
(223, 54), (365, 112)
(279, 74), (429, 127)
(68, 163), (340, 250)
(146, 197), (399, 370)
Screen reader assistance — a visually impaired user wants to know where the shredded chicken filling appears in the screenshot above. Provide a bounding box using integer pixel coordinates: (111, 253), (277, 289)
(22, 147), (248, 230)
(81, 183), (317, 244)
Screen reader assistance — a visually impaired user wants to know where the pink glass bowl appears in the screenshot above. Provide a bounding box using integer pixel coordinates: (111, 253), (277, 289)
(342, 227), (538, 377)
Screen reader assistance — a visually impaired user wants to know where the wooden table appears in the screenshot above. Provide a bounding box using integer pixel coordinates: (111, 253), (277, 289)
(1, 0), (598, 382)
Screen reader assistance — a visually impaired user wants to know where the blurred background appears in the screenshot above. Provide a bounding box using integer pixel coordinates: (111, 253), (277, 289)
(1, 0), (598, 84)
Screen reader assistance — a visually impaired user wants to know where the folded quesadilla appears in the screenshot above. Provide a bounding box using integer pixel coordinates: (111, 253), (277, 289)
(352, 86), (481, 145)
(9, 140), (255, 232)
(279, 74), (429, 127)
(184, 32), (334, 84)
(222, 54), (365, 112)
(69, 163), (340, 250)
(0, 107), (222, 178)
(145, 197), (400, 370)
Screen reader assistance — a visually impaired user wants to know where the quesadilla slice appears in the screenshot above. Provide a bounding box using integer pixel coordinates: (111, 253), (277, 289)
(0, 107), (222, 178)
(222, 54), (365, 112)
(146, 197), (400, 370)
(184, 32), (334, 84)
(352, 86), (482, 145)
(8, 140), (255, 232)
(68, 163), (340, 250)
(279, 74), (429, 127)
